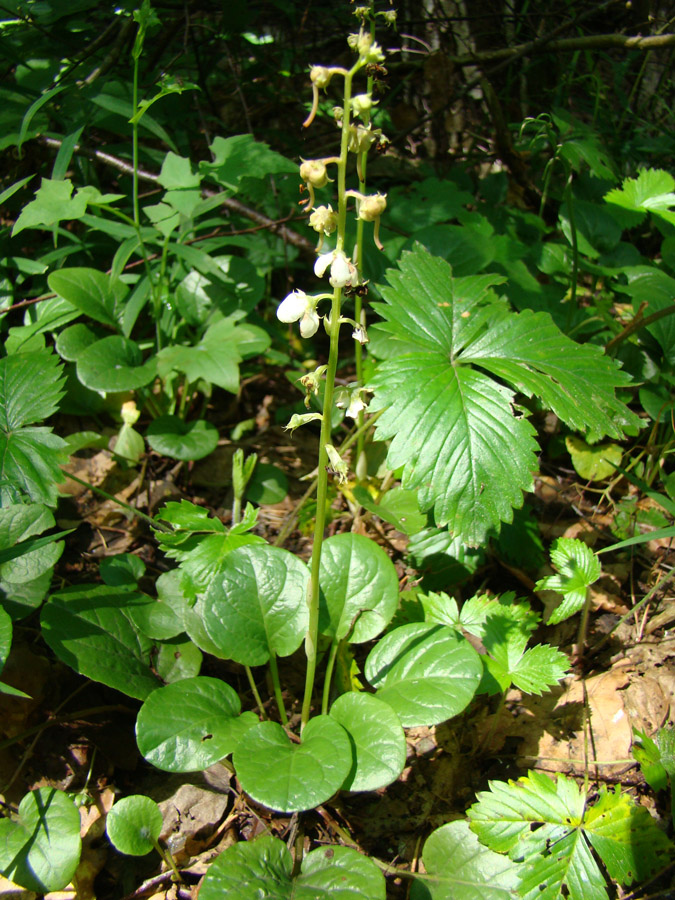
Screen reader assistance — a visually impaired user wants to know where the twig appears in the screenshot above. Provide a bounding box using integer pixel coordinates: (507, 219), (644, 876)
(605, 301), (675, 353)
(37, 136), (315, 254)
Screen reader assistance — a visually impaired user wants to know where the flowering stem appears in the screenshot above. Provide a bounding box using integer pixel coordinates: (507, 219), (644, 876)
(300, 62), (361, 729)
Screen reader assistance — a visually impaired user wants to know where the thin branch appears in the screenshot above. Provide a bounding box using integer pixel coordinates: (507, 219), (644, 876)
(445, 32), (675, 67)
(605, 301), (675, 353)
(37, 136), (314, 254)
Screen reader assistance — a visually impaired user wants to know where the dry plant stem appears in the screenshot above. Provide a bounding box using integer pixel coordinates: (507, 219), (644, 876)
(301, 62), (360, 729)
(591, 565), (675, 654)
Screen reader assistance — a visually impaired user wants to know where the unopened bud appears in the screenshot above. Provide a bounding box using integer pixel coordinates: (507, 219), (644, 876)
(358, 192), (387, 222)
(310, 65), (333, 88)
(300, 159), (329, 188)
(121, 400), (140, 427)
(351, 94), (373, 116)
(381, 10), (397, 26)
(325, 444), (349, 484)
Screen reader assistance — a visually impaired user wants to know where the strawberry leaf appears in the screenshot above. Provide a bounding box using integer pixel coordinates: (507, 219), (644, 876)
(369, 246), (640, 543)
(469, 772), (673, 900)
(0, 349), (67, 506)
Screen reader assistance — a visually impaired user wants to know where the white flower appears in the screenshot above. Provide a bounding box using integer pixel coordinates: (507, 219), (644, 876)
(300, 308), (320, 338)
(277, 289), (309, 323)
(314, 250), (355, 288)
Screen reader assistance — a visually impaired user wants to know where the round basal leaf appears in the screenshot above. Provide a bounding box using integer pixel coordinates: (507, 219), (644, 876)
(100, 553), (146, 587)
(132, 570), (185, 640)
(76, 336), (156, 391)
(329, 692), (406, 791)
(196, 544), (309, 665)
(233, 716), (352, 812)
(410, 820), (518, 900)
(319, 533), (399, 643)
(199, 834), (386, 900)
(40, 584), (160, 700)
(364, 623), (482, 727)
(0, 788), (81, 893)
(136, 676), (257, 772)
(55, 322), (101, 362)
(154, 637), (202, 682)
(146, 415), (219, 461)
(246, 462), (288, 505)
(106, 795), (162, 856)
(565, 435), (621, 481)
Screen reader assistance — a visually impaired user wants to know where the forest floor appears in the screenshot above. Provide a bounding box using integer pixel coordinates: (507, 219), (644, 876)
(1, 375), (674, 900)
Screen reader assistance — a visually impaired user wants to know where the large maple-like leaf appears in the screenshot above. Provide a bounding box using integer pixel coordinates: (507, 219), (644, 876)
(0, 349), (67, 506)
(368, 247), (640, 544)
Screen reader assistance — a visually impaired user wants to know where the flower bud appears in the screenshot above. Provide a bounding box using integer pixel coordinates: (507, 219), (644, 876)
(351, 94), (373, 116)
(310, 65), (333, 88)
(284, 412), (323, 436)
(358, 192), (387, 222)
(309, 205), (338, 236)
(325, 444), (349, 484)
(121, 400), (140, 427)
(299, 159), (328, 188)
(381, 10), (397, 26)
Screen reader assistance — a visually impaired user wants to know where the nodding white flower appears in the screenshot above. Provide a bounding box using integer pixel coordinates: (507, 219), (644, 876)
(277, 290), (321, 338)
(277, 289), (310, 323)
(314, 250), (355, 288)
(300, 308), (320, 338)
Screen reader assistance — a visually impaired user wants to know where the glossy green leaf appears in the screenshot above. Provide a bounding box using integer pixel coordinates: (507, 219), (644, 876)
(0, 348), (67, 506)
(76, 336), (156, 392)
(329, 692), (406, 791)
(410, 820), (519, 900)
(369, 247), (639, 544)
(55, 323), (102, 361)
(365, 623), (482, 726)
(199, 835), (386, 900)
(234, 716), (352, 812)
(421, 591), (494, 638)
(194, 544), (309, 665)
(535, 538), (602, 624)
(0, 788), (81, 893)
(246, 462), (288, 505)
(0, 606), (25, 696)
(48, 267), (123, 328)
(41, 584), (160, 699)
(136, 676), (256, 772)
(469, 772), (673, 900)
(319, 533), (399, 643)
(146, 415), (219, 461)
(106, 795), (162, 856)
(154, 637), (202, 683)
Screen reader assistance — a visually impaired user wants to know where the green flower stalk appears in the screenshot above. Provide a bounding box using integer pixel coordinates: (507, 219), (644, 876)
(276, 22), (387, 728)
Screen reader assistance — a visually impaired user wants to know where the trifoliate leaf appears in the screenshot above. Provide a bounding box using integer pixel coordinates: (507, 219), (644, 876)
(422, 591), (494, 638)
(0, 349), (67, 506)
(479, 598), (567, 695)
(535, 538), (601, 625)
(605, 169), (675, 224)
(468, 772), (673, 900)
(369, 246), (639, 544)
